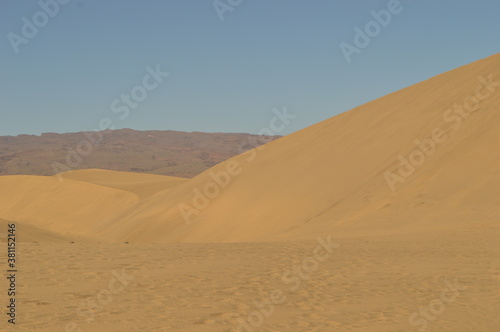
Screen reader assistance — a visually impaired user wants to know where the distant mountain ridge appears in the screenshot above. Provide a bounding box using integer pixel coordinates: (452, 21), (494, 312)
(0, 129), (280, 178)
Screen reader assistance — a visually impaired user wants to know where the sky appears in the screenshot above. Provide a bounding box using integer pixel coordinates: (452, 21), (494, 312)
(1, 0), (499, 137)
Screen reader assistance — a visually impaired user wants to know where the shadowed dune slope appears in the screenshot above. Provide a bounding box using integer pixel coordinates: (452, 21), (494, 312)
(98, 54), (500, 242)
(56, 169), (188, 199)
(1, 55), (500, 243)
(0, 219), (74, 243)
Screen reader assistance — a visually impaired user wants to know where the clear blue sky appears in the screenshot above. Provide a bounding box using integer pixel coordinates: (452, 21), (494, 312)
(1, 0), (499, 136)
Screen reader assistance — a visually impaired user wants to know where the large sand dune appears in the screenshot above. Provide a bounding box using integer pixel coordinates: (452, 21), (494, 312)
(98, 54), (500, 242)
(0, 55), (499, 243)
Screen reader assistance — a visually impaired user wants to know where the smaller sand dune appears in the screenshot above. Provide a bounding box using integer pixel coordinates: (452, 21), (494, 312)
(0, 175), (139, 238)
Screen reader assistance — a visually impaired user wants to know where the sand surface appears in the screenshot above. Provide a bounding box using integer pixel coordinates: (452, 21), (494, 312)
(10, 229), (499, 331)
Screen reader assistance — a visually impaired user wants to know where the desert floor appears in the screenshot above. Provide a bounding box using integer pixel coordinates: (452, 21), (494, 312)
(9, 228), (500, 331)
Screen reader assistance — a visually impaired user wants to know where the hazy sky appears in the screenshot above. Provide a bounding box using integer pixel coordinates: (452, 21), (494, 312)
(1, 0), (499, 136)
